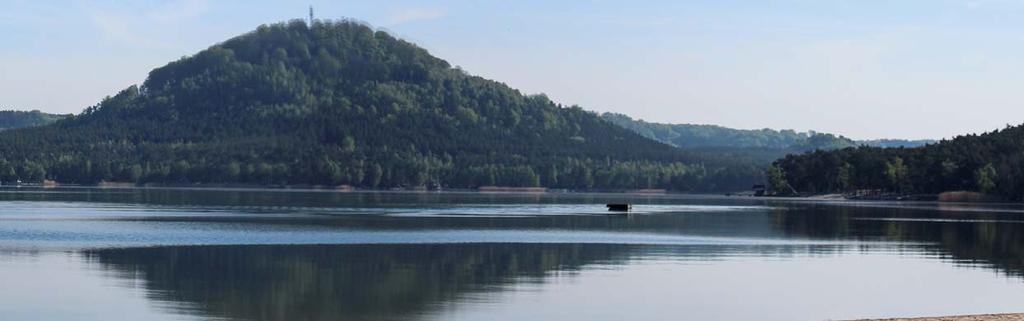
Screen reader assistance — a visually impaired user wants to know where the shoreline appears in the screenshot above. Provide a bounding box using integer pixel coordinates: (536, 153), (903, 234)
(0, 183), (689, 196)
(748, 191), (1009, 204)
(2, 183), (1014, 204)
(846, 313), (1024, 321)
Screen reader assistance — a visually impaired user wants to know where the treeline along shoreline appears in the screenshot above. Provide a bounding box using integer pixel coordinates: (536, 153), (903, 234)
(769, 124), (1024, 201)
(0, 20), (762, 193)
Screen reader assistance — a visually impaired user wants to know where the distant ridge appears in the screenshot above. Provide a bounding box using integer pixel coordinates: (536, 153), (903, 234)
(601, 113), (934, 150)
(0, 110), (68, 130)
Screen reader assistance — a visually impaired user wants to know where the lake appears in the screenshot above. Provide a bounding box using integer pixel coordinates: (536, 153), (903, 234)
(1, 188), (1023, 321)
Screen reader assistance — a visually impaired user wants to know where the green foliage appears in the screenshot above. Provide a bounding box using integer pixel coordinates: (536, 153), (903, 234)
(858, 139), (935, 148)
(836, 162), (852, 192)
(601, 112), (933, 150)
(0, 110), (69, 130)
(766, 164), (791, 195)
(776, 125), (1024, 199)
(0, 20), (762, 191)
(884, 157), (908, 192)
(974, 163), (997, 194)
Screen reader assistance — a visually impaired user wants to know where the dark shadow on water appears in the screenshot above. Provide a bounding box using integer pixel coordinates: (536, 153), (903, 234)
(82, 243), (855, 321)
(84, 243), (638, 321)
(773, 203), (1024, 278)
(7, 188), (1024, 320)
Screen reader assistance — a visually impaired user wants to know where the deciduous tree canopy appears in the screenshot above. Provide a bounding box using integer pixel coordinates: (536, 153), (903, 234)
(0, 20), (763, 191)
(775, 125), (1024, 200)
(0, 110), (68, 130)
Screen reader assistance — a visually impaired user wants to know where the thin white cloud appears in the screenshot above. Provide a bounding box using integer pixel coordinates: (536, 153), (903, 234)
(387, 8), (445, 26)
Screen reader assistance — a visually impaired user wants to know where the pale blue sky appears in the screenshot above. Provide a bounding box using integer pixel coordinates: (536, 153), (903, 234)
(3, 0), (1024, 139)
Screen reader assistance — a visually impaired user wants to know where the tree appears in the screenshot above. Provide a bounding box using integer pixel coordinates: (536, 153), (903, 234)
(767, 164), (791, 195)
(129, 164), (144, 182)
(365, 164), (383, 188)
(224, 162), (241, 182)
(0, 20), (765, 193)
(975, 163), (997, 194)
(836, 162), (853, 192)
(341, 136), (356, 153)
(777, 121), (1024, 200)
(884, 157), (908, 193)
(21, 162), (45, 182)
(0, 160), (17, 183)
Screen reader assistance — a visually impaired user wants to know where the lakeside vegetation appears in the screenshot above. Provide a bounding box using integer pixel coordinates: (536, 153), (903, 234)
(1, 21), (972, 197)
(0, 20), (766, 192)
(772, 125), (1024, 200)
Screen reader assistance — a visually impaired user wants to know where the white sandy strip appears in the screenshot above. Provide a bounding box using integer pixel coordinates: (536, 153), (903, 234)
(846, 313), (1024, 321)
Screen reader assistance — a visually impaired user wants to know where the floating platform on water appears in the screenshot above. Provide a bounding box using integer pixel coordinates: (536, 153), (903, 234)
(606, 203), (632, 212)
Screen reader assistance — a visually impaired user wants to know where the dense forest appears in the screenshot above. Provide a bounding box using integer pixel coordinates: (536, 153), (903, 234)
(858, 138), (935, 148)
(0, 110), (68, 130)
(0, 20), (765, 191)
(602, 112), (936, 172)
(772, 124), (1024, 200)
(602, 113), (933, 150)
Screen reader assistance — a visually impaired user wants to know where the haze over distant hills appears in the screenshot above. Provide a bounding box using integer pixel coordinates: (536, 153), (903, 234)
(0, 110), (68, 130)
(601, 113), (934, 150)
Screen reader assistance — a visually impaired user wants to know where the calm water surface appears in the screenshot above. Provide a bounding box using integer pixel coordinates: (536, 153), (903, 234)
(1, 188), (1024, 320)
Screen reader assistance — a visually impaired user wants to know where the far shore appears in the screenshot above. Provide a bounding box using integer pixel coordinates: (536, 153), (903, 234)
(1, 182), (1012, 204)
(845, 313), (1024, 321)
(745, 190), (1007, 203)
(0, 181), (682, 195)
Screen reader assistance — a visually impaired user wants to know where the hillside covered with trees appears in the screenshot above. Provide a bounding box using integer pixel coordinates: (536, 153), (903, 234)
(0, 20), (763, 191)
(601, 113), (933, 150)
(772, 125), (1024, 200)
(0, 110), (68, 130)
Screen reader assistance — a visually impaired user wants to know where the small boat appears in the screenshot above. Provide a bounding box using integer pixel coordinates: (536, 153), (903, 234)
(606, 203), (631, 212)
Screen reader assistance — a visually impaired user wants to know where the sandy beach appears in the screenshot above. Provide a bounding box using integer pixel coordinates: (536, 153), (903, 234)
(847, 314), (1024, 321)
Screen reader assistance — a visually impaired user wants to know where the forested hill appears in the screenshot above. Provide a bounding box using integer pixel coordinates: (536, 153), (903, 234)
(858, 139), (936, 148)
(0, 110), (68, 130)
(772, 125), (1024, 200)
(0, 20), (762, 191)
(601, 113), (933, 150)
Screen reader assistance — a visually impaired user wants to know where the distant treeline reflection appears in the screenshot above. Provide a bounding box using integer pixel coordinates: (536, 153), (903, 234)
(774, 204), (1024, 279)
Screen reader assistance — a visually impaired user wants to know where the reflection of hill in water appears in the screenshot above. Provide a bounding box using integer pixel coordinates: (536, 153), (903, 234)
(19, 189), (1024, 318)
(85, 244), (639, 321)
(773, 204), (1024, 278)
(83, 242), (885, 321)
(77, 206), (1024, 321)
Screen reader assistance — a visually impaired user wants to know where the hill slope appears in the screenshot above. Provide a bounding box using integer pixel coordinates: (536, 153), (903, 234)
(0, 20), (761, 191)
(602, 113), (855, 150)
(0, 110), (68, 130)
(773, 125), (1024, 199)
(601, 113), (933, 150)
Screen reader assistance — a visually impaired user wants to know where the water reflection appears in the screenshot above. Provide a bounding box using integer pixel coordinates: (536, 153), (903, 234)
(85, 243), (914, 321)
(3, 188), (1024, 320)
(85, 243), (639, 321)
(775, 203), (1024, 278)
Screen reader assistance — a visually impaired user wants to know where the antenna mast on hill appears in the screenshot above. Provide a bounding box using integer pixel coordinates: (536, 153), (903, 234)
(309, 6), (314, 25)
